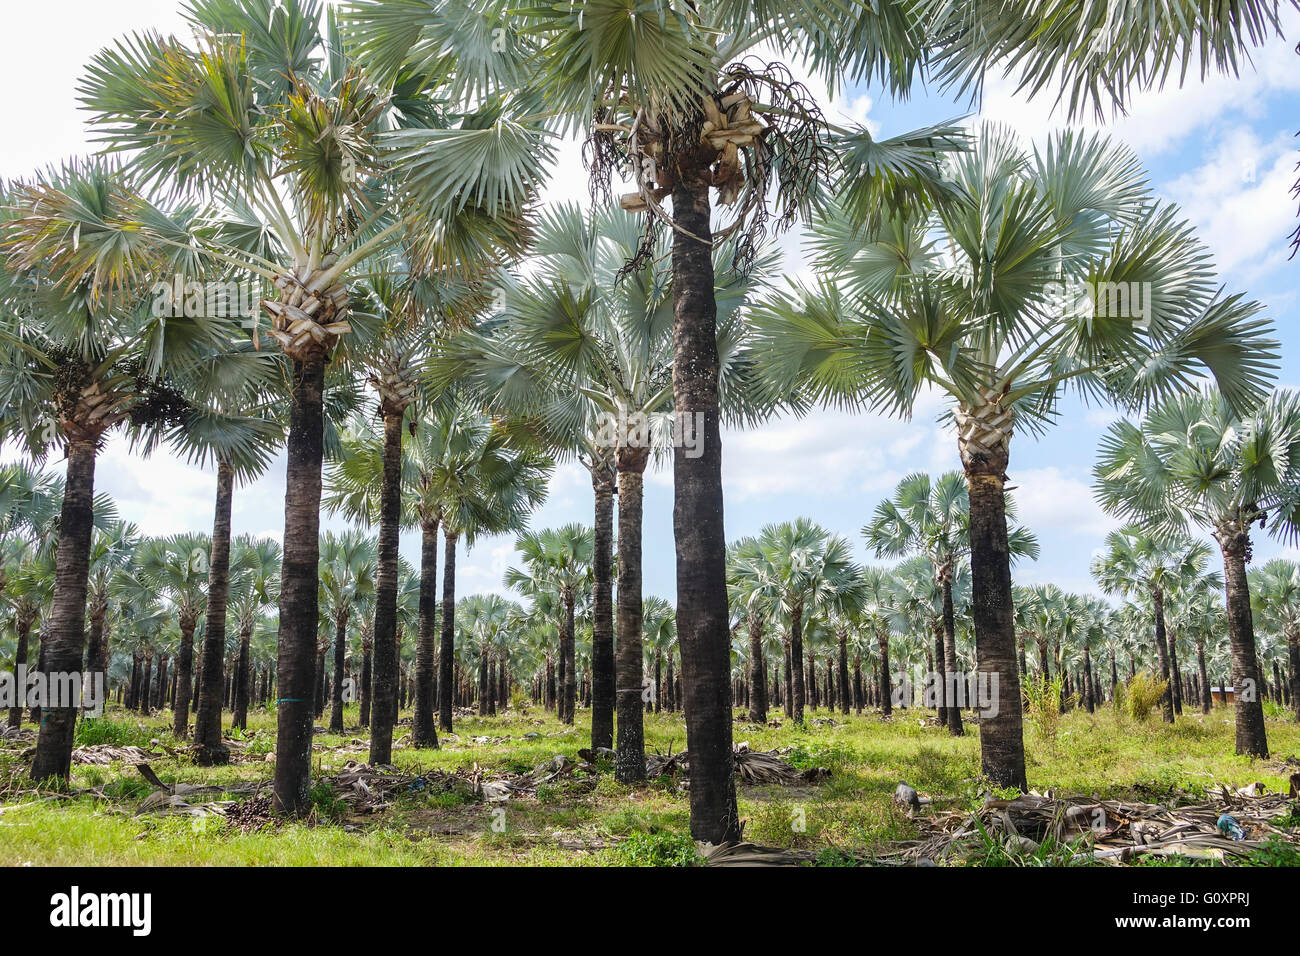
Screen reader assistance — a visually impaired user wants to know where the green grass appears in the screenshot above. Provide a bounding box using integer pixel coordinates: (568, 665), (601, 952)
(1, 700), (1296, 866)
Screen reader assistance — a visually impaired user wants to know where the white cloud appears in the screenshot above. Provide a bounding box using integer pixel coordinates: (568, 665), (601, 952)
(1008, 466), (1116, 537)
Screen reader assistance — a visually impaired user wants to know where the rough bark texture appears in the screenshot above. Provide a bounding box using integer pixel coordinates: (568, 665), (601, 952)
(671, 172), (739, 844)
(836, 628), (850, 716)
(748, 611), (767, 723)
(1218, 530), (1269, 757)
(941, 569), (963, 735)
(589, 464), (616, 750)
(437, 530), (458, 733)
(30, 440), (96, 782)
(8, 615), (31, 729)
(233, 623), (252, 730)
(368, 407), (405, 762)
(329, 610), (348, 734)
(194, 459), (234, 764)
(965, 468), (1027, 791)
(1151, 588), (1176, 723)
(411, 518), (440, 747)
(561, 588), (577, 725)
(1287, 626), (1300, 722)
(790, 601), (806, 724)
(614, 453), (647, 783)
(877, 629), (892, 717)
(272, 355), (325, 815)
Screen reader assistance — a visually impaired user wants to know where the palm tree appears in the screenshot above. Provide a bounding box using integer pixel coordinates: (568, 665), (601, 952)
(864, 470), (1038, 734)
(642, 596), (678, 715)
(227, 536), (281, 731)
(727, 536), (775, 724)
(746, 520), (864, 726)
(3, 547), (54, 729)
(0, 464), (60, 603)
(1251, 560), (1300, 721)
(159, 346), (282, 762)
(1, 159), (222, 780)
(82, 0), (548, 812)
(136, 534), (212, 738)
(318, 530), (377, 736)
(508, 526), (594, 737)
(1095, 388), (1300, 757)
(756, 123), (1277, 789)
(438, 203), (770, 750)
(83, 519), (141, 705)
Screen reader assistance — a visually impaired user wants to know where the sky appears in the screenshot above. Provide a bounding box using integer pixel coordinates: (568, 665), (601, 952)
(2, 1), (1299, 605)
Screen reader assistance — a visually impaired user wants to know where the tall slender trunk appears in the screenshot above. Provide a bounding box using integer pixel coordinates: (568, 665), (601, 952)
(141, 654), (153, 717)
(1151, 587), (1176, 723)
(747, 611), (767, 723)
(233, 623), (252, 731)
(8, 615), (32, 729)
(172, 619), (196, 738)
(963, 449), (1026, 791)
(411, 517), (440, 747)
(84, 600), (108, 712)
(1167, 629), (1184, 715)
(789, 600), (806, 724)
(782, 643), (792, 717)
(1217, 529), (1269, 757)
(615, 450), (647, 782)
(877, 628), (892, 717)
(359, 638), (372, 727)
(940, 569), (963, 735)
(30, 439), (97, 781)
(194, 459), (235, 763)
(437, 529), (458, 733)
(561, 588), (577, 725)
(1287, 625), (1300, 722)
(272, 354), (325, 815)
(369, 406), (406, 762)
(671, 171), (738, 844)
(1083, 645), (1095, 713)
(330, 609), (348, 734)
(590, 463), (616, 750)
(836, 629), (850, 716)
(478, 647), (490, 716)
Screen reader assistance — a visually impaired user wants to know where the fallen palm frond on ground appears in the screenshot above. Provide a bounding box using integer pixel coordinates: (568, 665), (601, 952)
(875, 782), (1299, 866)
(584, 742), (830, 786)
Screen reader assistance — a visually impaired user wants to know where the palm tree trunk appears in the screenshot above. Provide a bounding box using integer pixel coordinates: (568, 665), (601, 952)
(790, 600), (806, 724)
(8, 616), (30, 729)
(29, 439), (97, 781)
(84, 602), (108, 712)
(670, 171), (738, 844)
(359, 641), (372, 727)
(194, 458), (235, 763)
(233, 623), (252, 731)
(941, 571), (963, 735)
(584, 466), (615, 750)
(615, 452), (647, 782)
(173, 619), (197, 738)
(964, 460), (1026, 791)
(1168, 630), (1184, 715)
(562, 589), (577, 726)
(478, 647), (490, 716)
(272, 354), (326, 815)
(330, 610), (348, 734)
(877, 628), (892, 717)
(1217, 530), (1269, 757)
(412, 517), (440, 747)
(1287, 625), (1300, 721)
(437, 529), (459, 733)
(747, 611), (767, 723)
(1151, 588), (1176, 723)
(369, 406), (406, 762)
(837, 629), (850, 716)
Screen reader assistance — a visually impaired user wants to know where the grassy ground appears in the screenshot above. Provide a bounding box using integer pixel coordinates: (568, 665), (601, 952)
(1, 700), (1297, 866)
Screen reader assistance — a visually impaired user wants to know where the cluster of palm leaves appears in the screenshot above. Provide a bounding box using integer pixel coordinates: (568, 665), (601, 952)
(0, 0), (1296, 842)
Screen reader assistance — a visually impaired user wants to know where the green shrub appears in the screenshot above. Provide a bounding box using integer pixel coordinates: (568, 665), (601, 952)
(73, 718), (155, 748)
(610, 830), (700, 867)
(1024, 674), (1065, 745)
(1124, 672), (1168, 723)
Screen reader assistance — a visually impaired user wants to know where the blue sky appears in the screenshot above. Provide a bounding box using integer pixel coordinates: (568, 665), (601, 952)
(4, 2), (1299, 604)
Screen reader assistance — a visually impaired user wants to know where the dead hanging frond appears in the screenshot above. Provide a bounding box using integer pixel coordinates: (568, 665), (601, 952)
(581, 60), (832, 281)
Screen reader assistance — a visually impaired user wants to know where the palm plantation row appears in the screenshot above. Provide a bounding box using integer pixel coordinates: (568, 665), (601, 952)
(1, 0), (1299, 845)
